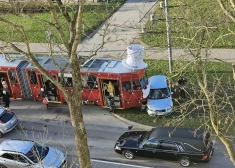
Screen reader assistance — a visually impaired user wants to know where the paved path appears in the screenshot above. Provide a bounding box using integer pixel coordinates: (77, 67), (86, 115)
(1, 0), (234, 62)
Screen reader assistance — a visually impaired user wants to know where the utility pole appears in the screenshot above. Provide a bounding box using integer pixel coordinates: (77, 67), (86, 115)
(164, 0), (173, 73)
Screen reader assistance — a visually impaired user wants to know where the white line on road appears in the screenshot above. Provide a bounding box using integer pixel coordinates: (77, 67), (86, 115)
(91, 159), (154, 168)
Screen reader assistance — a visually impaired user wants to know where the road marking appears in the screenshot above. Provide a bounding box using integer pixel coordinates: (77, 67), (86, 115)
(91, 159), (153, 168)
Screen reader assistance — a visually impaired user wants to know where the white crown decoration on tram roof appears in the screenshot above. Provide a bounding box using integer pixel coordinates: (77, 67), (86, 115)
(122, 44), (148, 70)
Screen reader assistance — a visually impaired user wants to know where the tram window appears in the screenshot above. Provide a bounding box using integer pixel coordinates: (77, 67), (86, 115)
(81, 74), (88, 88)
(133, 80), (141, 90)
(64, 77), (72, 87)
(8, 69), (18, 84)
(28, 71), (38, 85)
(87, 75), (98, 89)
(122, 82), (131, 91)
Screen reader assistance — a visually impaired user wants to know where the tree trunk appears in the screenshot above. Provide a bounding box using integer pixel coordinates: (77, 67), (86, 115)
(68, 60), (91, 168)
(68, 102), (91, 168)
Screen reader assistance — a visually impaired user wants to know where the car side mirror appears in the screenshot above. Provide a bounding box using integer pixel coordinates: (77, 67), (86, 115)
(170, 92), (173, 95)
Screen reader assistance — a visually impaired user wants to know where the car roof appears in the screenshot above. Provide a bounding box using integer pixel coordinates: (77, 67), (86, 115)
(149, 75), (167, 89)
(150, 127), (208, 151)
(0, 140), (34, 154)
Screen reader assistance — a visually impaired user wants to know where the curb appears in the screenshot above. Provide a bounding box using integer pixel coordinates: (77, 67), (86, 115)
(111, 113), (235, 139)
(111, 112), (153, 130)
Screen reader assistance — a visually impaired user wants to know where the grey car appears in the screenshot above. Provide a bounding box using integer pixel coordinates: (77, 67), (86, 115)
(0, 108), (18, 137)
(0, 139), (67, 168)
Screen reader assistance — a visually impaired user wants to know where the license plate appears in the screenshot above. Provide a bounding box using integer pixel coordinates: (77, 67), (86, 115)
(158, 112), (165, 115)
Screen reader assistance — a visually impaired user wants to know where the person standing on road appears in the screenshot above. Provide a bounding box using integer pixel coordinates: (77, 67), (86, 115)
(48, 81), (57, 101)
(37, 88), (49, 109)
(1, 78), (9, 93)
(2, 90), (10, 110)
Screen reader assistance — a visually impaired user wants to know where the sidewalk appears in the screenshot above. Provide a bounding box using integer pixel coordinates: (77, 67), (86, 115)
(1, 0), (234, 62)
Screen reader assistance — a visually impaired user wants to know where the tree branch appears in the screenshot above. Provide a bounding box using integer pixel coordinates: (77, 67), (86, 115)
(47, 0), (69, 51)
(217, 0), (235, 22)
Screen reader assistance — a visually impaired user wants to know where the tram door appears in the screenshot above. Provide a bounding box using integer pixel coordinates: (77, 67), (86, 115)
(7, 69), (23, 99)
(100, 79), (121, 108)
(38, 75), (58, 101)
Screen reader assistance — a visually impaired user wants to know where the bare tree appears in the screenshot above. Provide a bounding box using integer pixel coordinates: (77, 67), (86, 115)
(164, 0), (235, 166)
(0, 0), (111, 167)
(143, 0), (235, 166)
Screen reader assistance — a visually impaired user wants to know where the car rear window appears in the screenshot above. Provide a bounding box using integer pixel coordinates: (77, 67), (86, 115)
(0, 111), (14, 123)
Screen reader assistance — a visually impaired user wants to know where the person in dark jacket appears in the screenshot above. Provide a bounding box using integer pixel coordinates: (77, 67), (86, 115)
(2, 90), (10, 109)
(177, 76), (187, 98)
(37, 88), (47, 98)
(48, 81), (57, 101)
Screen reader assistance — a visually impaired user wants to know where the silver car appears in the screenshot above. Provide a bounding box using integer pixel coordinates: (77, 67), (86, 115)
(0, 108), (18, 137)
(0, 139), (67, 168)
(146, 75), (173, 116)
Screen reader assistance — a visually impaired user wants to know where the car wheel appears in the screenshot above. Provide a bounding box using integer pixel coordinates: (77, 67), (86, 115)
(0, 165), (7, 168)
(123, 150), (134, 159)
(180, 157), (191, 167)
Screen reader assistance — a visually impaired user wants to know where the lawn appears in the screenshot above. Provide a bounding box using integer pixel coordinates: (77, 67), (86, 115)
(116, 59), (235, 136)
(144, 59), (233, 83)
(141, 0), (235, 48)
(0, 2), (125, 43)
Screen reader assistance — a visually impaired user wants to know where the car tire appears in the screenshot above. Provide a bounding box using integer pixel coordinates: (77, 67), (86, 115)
(123, 150), (134, 159)
(180, 156), (191, 167)
(0, 165), (7, 168)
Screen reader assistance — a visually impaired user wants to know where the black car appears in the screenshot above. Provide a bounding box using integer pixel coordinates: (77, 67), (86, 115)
(114, 127), (214, 167)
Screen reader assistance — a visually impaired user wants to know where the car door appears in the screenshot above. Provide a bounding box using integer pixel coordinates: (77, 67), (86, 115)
(0, 153), (32, 168)
(159, 141), (179, 160)
(141, 139), (164, 158)
(0, 153), (21, 168)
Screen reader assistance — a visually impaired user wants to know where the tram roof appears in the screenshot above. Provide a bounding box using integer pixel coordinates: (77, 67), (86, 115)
(0, 54), (24, 67)
(26, 56), (139, 74)
(0, 54), (141, 74)
(80, 57), (139, 73)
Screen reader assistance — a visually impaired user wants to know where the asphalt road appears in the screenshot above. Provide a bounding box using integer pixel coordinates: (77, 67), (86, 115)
(1, 100), (234, 168)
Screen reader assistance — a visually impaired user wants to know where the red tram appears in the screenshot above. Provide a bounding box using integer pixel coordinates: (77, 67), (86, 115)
(0, 44), (151, 109)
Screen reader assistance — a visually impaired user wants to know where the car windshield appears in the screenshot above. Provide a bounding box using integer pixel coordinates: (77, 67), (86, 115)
(26, 143), (49, 163)
(138, 131), (151, 146)
(148, 88), (169, 99)
(140, 77), (148, 88)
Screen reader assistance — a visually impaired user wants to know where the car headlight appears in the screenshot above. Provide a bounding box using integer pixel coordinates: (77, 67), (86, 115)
(115, 146), (121, 150)
(167, 108), (172, 112)
(147, 107), (154, 111)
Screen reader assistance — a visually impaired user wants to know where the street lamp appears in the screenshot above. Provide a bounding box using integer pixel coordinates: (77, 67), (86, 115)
(164, 0), (173, 73)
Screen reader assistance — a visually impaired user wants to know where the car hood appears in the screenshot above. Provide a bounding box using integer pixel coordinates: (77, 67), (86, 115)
(117, 131), (147, 147)
(41, 147), (65, 167)
(147, 97), (173, 110)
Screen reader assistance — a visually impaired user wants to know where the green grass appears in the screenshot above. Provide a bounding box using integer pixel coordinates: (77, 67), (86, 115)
(145, 59), (233, 83)
(0, 2), (125, 43)
(116, 59), (235, 135)
(141, 0), (235, 48)
(116, 108), (205, 129)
